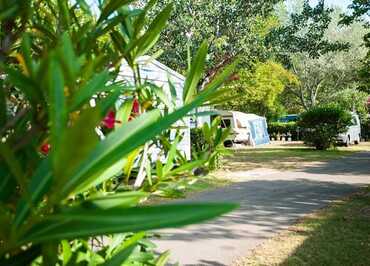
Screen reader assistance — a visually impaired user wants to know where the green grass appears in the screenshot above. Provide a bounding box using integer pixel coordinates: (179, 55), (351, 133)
(223, 142), (370, 171)
(236, 189), (370, 266)
(145, 175), (230, 204)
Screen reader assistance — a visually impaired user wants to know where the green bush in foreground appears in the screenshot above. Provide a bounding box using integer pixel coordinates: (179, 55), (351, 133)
(298, 106), (352, 150)
(0, 0), (237, 264)
(191, 117), (231, 171)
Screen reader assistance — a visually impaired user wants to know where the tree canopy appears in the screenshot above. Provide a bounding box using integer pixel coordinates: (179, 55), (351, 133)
(141, 0), (281, 81)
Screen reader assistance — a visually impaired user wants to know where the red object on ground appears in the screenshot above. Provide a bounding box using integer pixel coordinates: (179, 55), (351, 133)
(40, 143), (51, 155)
(132, 99), (140, 114)
(102, 111), (121, 129)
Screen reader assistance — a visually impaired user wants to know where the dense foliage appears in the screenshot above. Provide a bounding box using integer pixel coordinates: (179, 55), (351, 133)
(267, 0), (349, 65)
(0, 0), (237, 264)
(220, 61), (299, 119)
(141, 0), (281, 79)
(340, 0), (370, 93)
(268, 121), (302, 141)
(191, 117), (231, 171)
(298, 106), (352, 150)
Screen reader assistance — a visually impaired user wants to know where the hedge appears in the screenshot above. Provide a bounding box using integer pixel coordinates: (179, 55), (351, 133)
(268, 121), (302, 141)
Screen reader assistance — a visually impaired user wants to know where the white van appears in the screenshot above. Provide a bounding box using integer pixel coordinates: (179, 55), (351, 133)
(337, 113), (361, 146)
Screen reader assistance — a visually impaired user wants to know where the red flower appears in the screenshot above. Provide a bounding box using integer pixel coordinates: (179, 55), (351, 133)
(102, 111), (121, 129)
(40, 143), (51, 155)
(132, 99), (140, 114)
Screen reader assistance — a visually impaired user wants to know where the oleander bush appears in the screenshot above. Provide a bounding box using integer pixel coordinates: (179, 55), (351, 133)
(191, 117), (231, 171)
(0, 0), (237, 264)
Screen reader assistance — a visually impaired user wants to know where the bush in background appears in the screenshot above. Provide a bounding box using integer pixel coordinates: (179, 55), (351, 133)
(361, 120), (370, 141)
(298, 106), (352, 150)
(268, 121), (302, 141)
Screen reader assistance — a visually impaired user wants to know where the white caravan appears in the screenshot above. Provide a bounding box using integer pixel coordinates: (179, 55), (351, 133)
(214, 110), (270, 146)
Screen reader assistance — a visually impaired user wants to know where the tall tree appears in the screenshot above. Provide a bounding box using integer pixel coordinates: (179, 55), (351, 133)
(269, 1), (365, 111)
(340, 0), (370, 93)
(220, 61), (299, 118)
(141, 0), (281, 83)
(267, 0), (349, 66)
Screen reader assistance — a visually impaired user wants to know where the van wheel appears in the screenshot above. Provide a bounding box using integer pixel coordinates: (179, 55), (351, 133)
(345, 136), (350, 147)
(354, 135), (360, 145)
(224, 140), (233, 147)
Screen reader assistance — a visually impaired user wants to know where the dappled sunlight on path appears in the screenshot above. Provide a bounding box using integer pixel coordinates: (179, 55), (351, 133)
(155, 149), (370, 265)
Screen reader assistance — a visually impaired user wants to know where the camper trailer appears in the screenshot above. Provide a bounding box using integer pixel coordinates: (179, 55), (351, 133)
(213, 110), (270, 146)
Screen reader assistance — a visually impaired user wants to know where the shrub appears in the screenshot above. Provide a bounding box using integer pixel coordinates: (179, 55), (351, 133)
(298, 106), (352, 150)
(361, 120), (370, 141)
(191, 117), (231, 170)
(0, 0), (236, 264)
(268, 121), (302, 141)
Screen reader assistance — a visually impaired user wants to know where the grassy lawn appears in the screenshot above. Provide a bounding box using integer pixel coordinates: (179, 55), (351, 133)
(235, 188), (370, 266)
(146, 175), (230, 203)
(222, 142), (370, 171)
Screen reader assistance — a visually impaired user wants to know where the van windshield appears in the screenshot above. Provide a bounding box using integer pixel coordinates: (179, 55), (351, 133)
(221, 119), (231, 128)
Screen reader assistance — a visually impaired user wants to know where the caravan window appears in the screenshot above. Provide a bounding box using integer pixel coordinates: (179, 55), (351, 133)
(236, 119), (247, 129)
(221, 119), (231, 128)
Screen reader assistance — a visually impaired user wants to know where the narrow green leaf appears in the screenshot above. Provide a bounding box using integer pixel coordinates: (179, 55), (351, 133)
(0, 143), (25, 189)
(48, 57), (67, 158)
(168, 77), (178, 104)
(156, 159), (163, 180)
(98, 0), (134, 24)
(163, 136), (179, 176)
(21, 203), (237, 245)
(150, 84), (173, 110)
(59, 110), (161, 197)
(20, 34), (35, 78)
(52, 108), (100, 190)
(155, 250), (171, 266)
(3, 66), (40, 106)
(0, 165), (16, 202)
(76, 0), (92, 15)
(132, 0), (156, 37)
(145, 159), (152, 186)
(13, 159), (53, 228)
(123, 147), (141, 184)
(127, 4), (173, 57)
(116, 99), (133, 126)
(183, 42), (208, 104)
(70, 71), (111, 111)
(58, 33), (80, 85)
(203, 60), (239, 98)
(110, 30), (127, 54)
(103, 232), (145, 266)
(167, 160), (206, 176)
(61, 240), (72, 265)
(73, 157), (126, 194)
(103, 245), (136, 266)
(77, 192), (148, 209)
(0, 80), (6, 125)
(57, 0), (70, 28)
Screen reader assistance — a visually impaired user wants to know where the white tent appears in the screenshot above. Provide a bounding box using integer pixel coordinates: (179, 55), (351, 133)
(116, 56), (191, 160)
